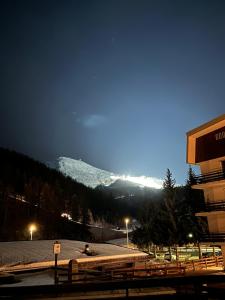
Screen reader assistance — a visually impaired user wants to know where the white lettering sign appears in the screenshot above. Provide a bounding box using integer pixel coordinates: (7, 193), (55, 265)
(53, 242), (61, 254)
(215, 131), (225, 141)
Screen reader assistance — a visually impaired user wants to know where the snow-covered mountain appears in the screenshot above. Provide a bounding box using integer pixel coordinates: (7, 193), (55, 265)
(57, 157), (163, 189)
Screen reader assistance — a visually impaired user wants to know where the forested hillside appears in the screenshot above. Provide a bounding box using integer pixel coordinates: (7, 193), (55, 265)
(132, 169), (208, 248)
(0, 148), (207, 246)
(0, 148), (136, 241)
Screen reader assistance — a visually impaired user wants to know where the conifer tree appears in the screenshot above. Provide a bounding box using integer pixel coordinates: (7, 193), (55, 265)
(184, 166), (208, 250)
(186, 165), (196, 186)
(163, 169), (177, 238)
(162, 168), (177, 259)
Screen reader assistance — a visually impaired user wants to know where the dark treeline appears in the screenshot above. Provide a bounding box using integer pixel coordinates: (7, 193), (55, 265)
(0, 148), (135, 241)
(0, 148), (207, 246)
(131, 168), (208, 250)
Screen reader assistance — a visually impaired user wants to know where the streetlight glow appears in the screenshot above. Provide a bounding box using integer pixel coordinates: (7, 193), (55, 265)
(125, 218), (129, 225)
(29, 223), (37, 241)
(188, 233), (193, 238)
(124, 218), (130, 248)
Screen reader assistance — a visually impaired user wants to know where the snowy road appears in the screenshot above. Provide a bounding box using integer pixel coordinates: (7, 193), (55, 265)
(0, 239), (144, 287)
(0, 239), (142, 268)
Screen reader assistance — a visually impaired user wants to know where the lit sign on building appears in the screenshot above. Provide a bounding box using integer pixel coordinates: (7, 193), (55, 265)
(195, 126), (225, 163)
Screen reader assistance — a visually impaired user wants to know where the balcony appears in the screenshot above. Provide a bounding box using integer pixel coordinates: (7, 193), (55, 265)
(196, 201), (225, 213)
(192, 170), (225, 185)
(200, 233), (225, 243)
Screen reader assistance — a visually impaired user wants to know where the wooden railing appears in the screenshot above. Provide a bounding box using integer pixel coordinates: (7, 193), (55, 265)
(183, 256), (223, 271)
(60, 255), (224, 284)
(1, 256), (224, 299)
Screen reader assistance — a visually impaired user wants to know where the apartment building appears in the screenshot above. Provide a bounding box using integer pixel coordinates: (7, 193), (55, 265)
(186, 114), (225, 258)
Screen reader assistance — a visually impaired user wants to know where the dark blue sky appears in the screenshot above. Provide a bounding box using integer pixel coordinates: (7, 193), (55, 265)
(1, 0), (225, 184)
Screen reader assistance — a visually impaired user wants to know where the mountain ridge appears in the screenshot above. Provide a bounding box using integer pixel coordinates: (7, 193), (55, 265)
(57, 156), (163, 189)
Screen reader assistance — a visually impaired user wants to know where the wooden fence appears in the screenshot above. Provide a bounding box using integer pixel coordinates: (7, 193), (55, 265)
(182, 255), (223, 271)
(59, 255), (224, 284)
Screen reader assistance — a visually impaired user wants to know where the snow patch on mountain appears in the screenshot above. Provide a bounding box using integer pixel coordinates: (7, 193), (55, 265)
(58, 157), (163, 189)
(58, 157), (115, 188)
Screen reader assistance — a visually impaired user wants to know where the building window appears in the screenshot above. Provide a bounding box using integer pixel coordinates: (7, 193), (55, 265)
(221, 161), (225, 173)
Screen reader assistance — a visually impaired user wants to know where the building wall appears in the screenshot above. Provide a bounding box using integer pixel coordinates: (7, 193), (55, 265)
(187, 114), (225, 250)
(200, 158), (224, 175)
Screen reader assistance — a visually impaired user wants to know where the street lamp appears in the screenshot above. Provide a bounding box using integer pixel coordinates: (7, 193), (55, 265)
(29, 224), (37, 241)
(187, 232), (194, 257)
(188, 233), (193, 239)
(124, 218), (130, 248)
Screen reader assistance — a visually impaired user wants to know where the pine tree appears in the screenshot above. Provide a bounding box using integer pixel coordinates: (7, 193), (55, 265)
(163, 169), (177, 237)
(162, 169), (177, 259)
(186, 165), (196, 186)
(184, 166), (208, 246)
(131, 200), (157, 252)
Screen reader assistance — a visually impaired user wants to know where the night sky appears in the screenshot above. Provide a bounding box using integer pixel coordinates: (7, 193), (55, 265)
(1, 0), (225, 185)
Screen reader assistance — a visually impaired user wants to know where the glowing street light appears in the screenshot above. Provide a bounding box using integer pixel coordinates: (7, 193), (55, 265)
(187, 232), (194, 256)
(124, 218), (130, 248)
(29, 224), (37, 241)
(188, 233), (193, 239)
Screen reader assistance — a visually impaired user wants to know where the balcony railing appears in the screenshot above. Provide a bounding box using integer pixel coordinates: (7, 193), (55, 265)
(200, 233), (225, 243)
(193, 170), (225, 185)
(196, 201), (225, 213)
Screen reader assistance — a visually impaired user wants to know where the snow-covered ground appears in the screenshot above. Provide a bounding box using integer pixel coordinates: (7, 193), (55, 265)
(0, 239), (145, 287)
(0, 239), (142, 269)
(1, 269), (55, 286)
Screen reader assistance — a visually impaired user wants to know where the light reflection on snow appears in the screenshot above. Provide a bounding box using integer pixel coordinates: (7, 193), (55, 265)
(111, 175), (163, 189)
(61, 213), (72, 220)
(58, 157), (163, 189)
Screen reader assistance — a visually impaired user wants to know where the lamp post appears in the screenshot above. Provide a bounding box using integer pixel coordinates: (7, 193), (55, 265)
(29, 224), (37, 241)
(187, 232), (194, 257)
(53, 241), (61, 284)
(188, 233), (193, 239)
(125, 218), (130, 248)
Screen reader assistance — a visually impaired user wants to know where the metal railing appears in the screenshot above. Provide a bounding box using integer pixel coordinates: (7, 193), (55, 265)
(3, 274), (225, 298)
(200, 233), (225, 243)
(193, 170), (225, 185)
(196, 200), (225, 213)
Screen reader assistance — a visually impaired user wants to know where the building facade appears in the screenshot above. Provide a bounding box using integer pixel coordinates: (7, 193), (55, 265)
(186, 114), (225, 257)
